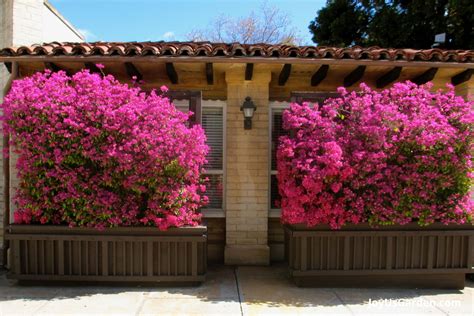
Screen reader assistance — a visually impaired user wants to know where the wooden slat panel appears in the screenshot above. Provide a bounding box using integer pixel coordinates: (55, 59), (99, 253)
(102, 241), (108, 276)
(386, 237), (392, 270)
(343, 237), (350, 270)
(192, 241), (197, 276)
(301, 237), (307, 271)
(147, 241), (153, 276)
(6, 227), (207, 282)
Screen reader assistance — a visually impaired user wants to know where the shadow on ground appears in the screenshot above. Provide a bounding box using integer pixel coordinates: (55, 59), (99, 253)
(0, 265), (472, 315)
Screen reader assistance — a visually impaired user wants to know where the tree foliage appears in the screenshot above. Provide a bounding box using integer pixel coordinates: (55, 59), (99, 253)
(309, 0), (474, 49)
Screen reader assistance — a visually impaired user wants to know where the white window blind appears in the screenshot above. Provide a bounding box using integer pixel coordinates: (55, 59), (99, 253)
(174, 98), (225, 211)
(270, 102), (289, 211)
(201, 104), (225, 210)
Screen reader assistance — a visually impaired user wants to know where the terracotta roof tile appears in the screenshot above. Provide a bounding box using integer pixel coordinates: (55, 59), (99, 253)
(1, 41), (473, 63)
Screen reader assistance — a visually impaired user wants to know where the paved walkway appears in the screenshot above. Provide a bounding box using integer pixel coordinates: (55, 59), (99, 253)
(1, 265), (473, 315)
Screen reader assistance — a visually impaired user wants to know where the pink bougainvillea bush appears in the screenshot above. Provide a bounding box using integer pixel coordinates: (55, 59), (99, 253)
(278, 82), (474, 229)
(2, 69), (208, 230)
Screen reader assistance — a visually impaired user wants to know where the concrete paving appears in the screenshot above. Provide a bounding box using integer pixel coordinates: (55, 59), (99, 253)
(0, 265), (473, 316)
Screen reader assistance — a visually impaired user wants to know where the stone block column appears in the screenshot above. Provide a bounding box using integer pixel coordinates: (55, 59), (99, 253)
(224, 65), (271, 265)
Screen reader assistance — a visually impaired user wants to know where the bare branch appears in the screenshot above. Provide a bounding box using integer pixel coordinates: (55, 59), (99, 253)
(186, 0), (301, 45)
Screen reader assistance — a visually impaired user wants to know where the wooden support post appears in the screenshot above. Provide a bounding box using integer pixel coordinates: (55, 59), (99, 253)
(311, 65), (329, 86)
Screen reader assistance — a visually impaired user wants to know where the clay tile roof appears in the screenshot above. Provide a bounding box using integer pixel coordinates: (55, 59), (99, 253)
(1, 41), (473, 63)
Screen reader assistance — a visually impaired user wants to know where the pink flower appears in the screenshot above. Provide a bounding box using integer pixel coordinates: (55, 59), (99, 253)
(277, 81), (474, 229)
(1, 69), (208, 230)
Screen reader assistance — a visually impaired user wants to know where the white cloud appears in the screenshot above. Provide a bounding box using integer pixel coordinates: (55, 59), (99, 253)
(162, 31), (175, 40)
(77, 28), (98, 41)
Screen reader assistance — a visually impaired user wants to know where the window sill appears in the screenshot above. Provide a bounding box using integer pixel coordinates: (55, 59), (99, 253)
(201, 209), (225, 218)
(269, 209), (281, 218)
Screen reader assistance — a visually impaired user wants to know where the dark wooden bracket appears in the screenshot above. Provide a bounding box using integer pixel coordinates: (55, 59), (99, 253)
(344, 66), (366, 87)
(278, 64), (292, 86)
(166, 62), (178, 84)
(376, 67), (402, 88)
(311, 65), (329, 86)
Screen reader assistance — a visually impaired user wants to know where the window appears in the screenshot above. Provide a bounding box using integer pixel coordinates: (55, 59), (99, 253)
(201, 103), (225, 211)
(269, 93), (338, 216)
(171, 93), (226, 216)
(269, 101), (289, 215)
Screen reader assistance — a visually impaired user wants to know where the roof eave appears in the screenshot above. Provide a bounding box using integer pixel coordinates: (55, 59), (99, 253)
(1, 55), (473, 69)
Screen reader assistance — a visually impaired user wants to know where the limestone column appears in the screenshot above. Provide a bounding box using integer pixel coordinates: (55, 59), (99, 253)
(224, 64), (271, 265)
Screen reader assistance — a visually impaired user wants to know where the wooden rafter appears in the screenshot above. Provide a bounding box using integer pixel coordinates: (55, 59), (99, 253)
(451, 69), (473, 86)
(4, 62), (12, 73)
(124, 62), (142, 81)
(412, 68), (438, 85)
(45, 62), (62, 72)
(376, 67), (402, 88)
(84, 62), (103, 75)
(245, 63), (254, 81)
(165, 62), (178, 84)
(311, 65), (329, 86)
(344, 66), (366, 87)
(205, 63), (213, 85)
(278, 64), (292, 86)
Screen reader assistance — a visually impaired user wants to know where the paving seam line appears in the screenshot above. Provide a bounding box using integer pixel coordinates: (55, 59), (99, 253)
(233, 267), (244, 316)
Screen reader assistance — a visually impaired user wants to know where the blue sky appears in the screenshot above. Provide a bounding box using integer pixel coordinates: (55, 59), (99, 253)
(49, 0), (325, 44)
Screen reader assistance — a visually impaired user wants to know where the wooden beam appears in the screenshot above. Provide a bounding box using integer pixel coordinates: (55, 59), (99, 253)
(165, 62), (178, 84)
(0, 55), (472, 69)
(344, 66), (366, 87)
(311, 65), (329, 86)
(412, 68), (438, 85)
(205, 63), (213, 85)
(245, 63), (254, 81)
(124, 62), (142, 81)
(451, 69), (473, 86)
(278, 64), (292, 86)
(45, 62), (62, 72)
(376, 67), (402, 88)
(4, 62), (12, 73)
(84, 62), (103, 75)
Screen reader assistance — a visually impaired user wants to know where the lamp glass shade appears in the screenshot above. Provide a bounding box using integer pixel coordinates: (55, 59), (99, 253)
(243, 107), (254, 118)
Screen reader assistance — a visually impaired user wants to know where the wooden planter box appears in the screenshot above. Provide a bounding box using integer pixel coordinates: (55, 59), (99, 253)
(285, 223), (474, 289)
(6, 225), (207, 284)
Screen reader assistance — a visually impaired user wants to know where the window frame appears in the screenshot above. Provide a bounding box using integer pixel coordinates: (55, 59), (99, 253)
(201, 100), (227, 218)
(268, 101), (290, 218)
(268, 92), (339, 218)
(168, 92), (226, 218)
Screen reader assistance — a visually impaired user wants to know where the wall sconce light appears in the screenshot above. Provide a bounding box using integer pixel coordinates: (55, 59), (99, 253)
(241, 96), (256, 130)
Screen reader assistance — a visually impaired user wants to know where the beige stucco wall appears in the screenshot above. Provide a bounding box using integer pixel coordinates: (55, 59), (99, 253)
(0, 0), (83, 265)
